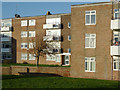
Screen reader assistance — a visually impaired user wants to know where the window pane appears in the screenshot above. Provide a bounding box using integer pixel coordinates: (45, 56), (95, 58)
(85, 11), (90, 14)
(90, 62), (95, 71)
(86, 15), (90, 24)
(115, 13), (119, 19)
(90, 38), (95, 47)
(85, 38), (89, 47)
(91, 15), (95, 24)
(85, 61), (89, 71)
(91, 11), (95, 14)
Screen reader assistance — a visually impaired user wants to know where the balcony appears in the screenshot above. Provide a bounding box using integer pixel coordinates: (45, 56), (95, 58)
(1, 37), (11, 42)
(110, 46), (120, 56)
(1, 27), (12, 31)
(43, 24), (61, 29)
(48, 48), (62, 54)
(1, 48), (11, 52)
(111, 19), (120, 30)
(43, 35), (61, 41)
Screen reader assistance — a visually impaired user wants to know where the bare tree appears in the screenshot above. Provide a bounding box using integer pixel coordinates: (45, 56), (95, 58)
(29, 33), (60, 66)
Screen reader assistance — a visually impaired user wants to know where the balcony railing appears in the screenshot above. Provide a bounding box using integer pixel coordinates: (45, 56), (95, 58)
(1, 37), (11, 42)
(111, 19), (120, 30)
(1, 26), (12, 31)
(1, 48), (11, 52)
(48, 48), (62, 54)
(43, 23), (61, 29)
(43, 35), (61, 41)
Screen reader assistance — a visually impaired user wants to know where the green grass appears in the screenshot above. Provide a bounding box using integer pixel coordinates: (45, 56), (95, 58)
(2, 75), (120, 88)
(2, 63), (70, 67)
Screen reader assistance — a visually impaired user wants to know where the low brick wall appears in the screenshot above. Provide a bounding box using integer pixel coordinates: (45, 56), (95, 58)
(2, 66), (70, 77)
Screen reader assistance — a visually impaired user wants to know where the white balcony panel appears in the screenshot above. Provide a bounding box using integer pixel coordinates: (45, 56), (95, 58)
(43, 35), (61, 41)
(111, 19), (120, 30)
(110, 46), (120, 55)
(1, 48), (11, 52)
(43, 24), (61, 29)
(1, 27), (12, 31)
(43, 35), (53, 41)
(1, 37), (11, 41)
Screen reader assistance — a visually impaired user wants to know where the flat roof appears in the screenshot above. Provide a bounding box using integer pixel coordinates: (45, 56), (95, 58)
(71, 2), (112, 8)
(2, 13), (71, 20)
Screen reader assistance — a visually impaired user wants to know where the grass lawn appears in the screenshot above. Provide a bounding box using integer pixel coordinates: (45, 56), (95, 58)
(2, 75), (120, 88)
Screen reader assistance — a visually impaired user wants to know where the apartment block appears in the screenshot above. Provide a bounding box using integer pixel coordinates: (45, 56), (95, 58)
(0, 19), (13, 62)
(12, 12), (71, 65)
(70, 2), (120, 80)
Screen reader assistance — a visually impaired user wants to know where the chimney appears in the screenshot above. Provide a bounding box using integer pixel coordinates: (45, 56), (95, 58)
(15, 14), (20, 18)
(46, 11), (52, 15)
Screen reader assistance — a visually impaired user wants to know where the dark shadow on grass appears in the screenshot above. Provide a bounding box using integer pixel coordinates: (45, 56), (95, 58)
(2, 73), (63, 80)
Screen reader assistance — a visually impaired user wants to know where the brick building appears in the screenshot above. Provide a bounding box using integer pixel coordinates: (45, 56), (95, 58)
(70, 2), (120, 80)
(12, 12), (71, 66)
(1, 1), (120, 80)
(0, 19), (13, 62)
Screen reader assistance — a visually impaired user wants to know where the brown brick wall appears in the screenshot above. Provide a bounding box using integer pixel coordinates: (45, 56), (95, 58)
(12, 14), (71, 65)
(70, 3), (114, 80)
(2, 66), (70, 77)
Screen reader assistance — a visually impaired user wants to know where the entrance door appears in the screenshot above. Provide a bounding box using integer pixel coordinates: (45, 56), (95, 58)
(64, 55), (69, 65)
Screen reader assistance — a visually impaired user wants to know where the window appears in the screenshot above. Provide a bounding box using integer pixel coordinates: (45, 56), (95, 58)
(68, 48), (71, 53)
(21, 31), (27, 37)
(46, 54), (56, 61)
(29, 54), (35, 60)
(68, 22), (71, 28)
(85, 34), (96, 48)
(46, 54), (60, 62)
(21, 43), (27, 49)
(68, 35), (71, 41)
(64, 55), (69, 65)
(21, 53), (27, 60)
(85, 10), (96, 25)
(21, 20), (27, 26)
(29, 20), (36, 26)
(29, 31), (35, 37)
(29, 43), (34, 48)
(85, 57), (95, 72)
(114, 9), (120, 19)
(113, 56), (120, 70)
(113, 31), (120, 46)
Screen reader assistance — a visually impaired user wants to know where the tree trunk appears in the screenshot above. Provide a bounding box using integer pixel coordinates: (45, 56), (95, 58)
(36, 56), (39, 67)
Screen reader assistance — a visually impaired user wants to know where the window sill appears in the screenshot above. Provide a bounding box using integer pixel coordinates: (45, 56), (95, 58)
(85, 24), (96, 26)
(85, 47), (96, 49)
(85, 71), (95, 72)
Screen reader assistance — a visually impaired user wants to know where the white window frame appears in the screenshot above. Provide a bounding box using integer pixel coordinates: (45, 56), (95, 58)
(29, 20), (36, 26)
(64, 55), (70, 65)
(21, 53), (27, 60)
(85, 10), (96, 25)
(113, 56), (120, 71)
(68, 35), (71, 41)
(21, 20), (27, 26)
(68, 48), (71, 53)
(21, 43), (27, 49)
(114, 9), (120, 19)
(21, 31), (27, 37)
(29, 31), (35, 37)
(68, 22), (71, 28)
(85, 57), (96, 72)
(29, 42), (34, 49)
(85, 34), (96, 48)
(29, 54), (35, 60)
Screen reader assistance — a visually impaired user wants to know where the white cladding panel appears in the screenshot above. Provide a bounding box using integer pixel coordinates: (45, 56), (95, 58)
(46, 29), (61, 36)
(46, 18), (61, 24)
